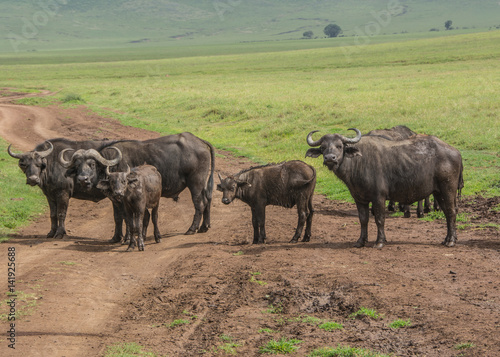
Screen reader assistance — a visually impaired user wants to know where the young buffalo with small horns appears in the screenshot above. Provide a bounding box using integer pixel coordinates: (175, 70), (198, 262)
(305, 128), (463, 249)
(217, 160), (316, 244)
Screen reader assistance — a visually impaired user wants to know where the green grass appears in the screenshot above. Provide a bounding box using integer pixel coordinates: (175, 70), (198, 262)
(259, 337), (303, 354)
(388, 319), (412, 329)
(0, 139), (47, 242)
(167, 319), (190, 328)
(349, 307), (383, 320)
(318, 321), (344, 331)
(104, 342), (159, 357)
(454, 342), (475, 350)
(263, 304), (284, 315)
(0, 31), (499, 234)
(308, 345), (392, 357)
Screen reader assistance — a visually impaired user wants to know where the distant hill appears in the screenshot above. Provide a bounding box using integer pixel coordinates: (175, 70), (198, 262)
(1, 0), (499, 52)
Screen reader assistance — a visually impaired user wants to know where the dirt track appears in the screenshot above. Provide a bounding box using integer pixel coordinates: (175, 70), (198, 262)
(0, 90), (499, 357)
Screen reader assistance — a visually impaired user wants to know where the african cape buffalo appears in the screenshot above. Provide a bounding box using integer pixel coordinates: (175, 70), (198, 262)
(365, 125), (437, 217)
(60, 133), (215, 241)
(217, 160), (316, 244)
(8, 138), (112, 238)
(305, 128), (463, 248)
(97, 165), (162, 251)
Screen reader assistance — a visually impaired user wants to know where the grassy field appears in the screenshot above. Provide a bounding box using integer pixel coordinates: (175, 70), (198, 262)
(1, 30), (499, 233)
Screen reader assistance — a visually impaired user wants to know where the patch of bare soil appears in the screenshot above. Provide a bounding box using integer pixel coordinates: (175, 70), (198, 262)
(0, 90), (498, 357)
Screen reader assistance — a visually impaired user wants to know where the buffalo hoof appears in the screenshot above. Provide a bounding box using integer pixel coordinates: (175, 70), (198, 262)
(442, 239), (456, 247)
(289, 238), (298, 243)
(155, 237), (161, 244)
(53, 230), (66, 239)
(47, 230), (57, 238)
(197, 225), (210, 233)
(354, 240), (366, 248)
(302, 236), (311, 243)
(404, 211), (411, 218)
(374, 242), (385, 249)
(138, 246), (144, 251)
(417, 211), (424, 218)
(185, 229), (196, 235)
(110, 235), (123, 243)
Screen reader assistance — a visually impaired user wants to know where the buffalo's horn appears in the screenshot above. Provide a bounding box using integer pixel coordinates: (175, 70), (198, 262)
(125, 164), (130, 175)
(82, 147), (122, 167)
(59, 148), (76, 168)
(35, 141), (54, 158)
(7, 144), (23, 159)
(105, 165), (111, 176)
(218, 172), (223, 183)
(342, 128), (362, 144)
(97, 146), (122, 167)
(306, 130), (322, 147)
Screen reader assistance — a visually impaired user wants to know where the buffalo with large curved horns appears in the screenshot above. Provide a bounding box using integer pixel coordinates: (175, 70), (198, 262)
(305, 128), (463, 248)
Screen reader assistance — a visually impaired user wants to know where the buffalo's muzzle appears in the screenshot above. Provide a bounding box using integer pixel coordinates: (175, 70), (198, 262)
(26, 175), (40, 186)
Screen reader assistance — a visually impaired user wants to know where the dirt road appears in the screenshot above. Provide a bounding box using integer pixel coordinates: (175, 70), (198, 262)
(0, 90), (498, 356)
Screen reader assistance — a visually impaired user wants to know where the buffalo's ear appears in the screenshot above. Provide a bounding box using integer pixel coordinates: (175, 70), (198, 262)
(236, 180), (251, 188)
(96, 180), (110, 191)
(216, 184), (223, 192)
(344, 146), (362, 158)
(305, 148), (322, 158)
(64, 167), (76, 178)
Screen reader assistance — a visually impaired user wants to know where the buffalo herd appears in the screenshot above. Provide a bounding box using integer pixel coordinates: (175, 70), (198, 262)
(8, 126), (464, 250)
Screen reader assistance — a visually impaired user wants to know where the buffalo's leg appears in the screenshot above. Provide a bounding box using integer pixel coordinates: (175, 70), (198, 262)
(372, 198), (387, 249)
(54, 194), (69, 238)
(302, 198), (314, 242)
(251, 206), (266, 244)
(387, 200), (395, 212)
(142, 209), (150, 241)
(424, 196), (432, 214)
(151, 205), (161, 243)
(127, 212), (141, 251)
(290, 201), (307, 243)
(435, 193), (458, 247)
(138, 212), (146, 251)
(185, 189), (206, 235)
(416, 200), (424, 218)
(354, 202), (370, 248)
(111, 202), (125, 243)
(46, 197), (58, 238)
(198, 191), (212, 233)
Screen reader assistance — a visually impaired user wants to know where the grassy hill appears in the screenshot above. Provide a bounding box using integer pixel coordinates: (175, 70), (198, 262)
(1, 0), (500, 52)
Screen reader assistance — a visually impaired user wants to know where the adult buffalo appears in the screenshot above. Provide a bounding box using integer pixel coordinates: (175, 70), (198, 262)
(305, 128), (463, 248)
(364, 125), (437, 217)
(59, 133), (215, 241)
(8, 138), (112, 238)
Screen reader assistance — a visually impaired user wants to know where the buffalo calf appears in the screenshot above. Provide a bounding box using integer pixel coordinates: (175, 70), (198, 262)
(217, 160), (316, 244)
(97, 165), (162, 251)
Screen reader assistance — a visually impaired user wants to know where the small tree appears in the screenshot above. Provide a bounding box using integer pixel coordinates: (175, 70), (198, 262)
(324, 24), (342, 38)
(445, 20), (453, 30)
(303, 30), (314, 39)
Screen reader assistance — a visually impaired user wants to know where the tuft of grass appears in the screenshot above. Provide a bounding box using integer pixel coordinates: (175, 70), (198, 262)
(455, 342), (475, 350)
(318, 321), (344, 331)
(58, 261), (77, 266)
(233, 250), (244, 256)
(308, 345), (392, 357)
(250, 272), (268, 285)
(259, 337), (302, 354)
(349, 307), (383, 320)
(259, 328), (278, 334)
(167, 319), (190, 328)
(217, 335), (242, 355)
(61, 93), (85, 104)
(263, 303), (283, 314)
(104, 342), (159, 357)
(388, 319), (412, 329)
